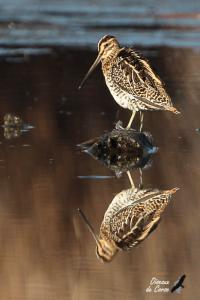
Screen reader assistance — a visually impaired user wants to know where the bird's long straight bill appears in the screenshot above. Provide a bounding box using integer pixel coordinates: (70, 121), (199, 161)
(77, 208), (100, 246)
(78, 53), (101, 89)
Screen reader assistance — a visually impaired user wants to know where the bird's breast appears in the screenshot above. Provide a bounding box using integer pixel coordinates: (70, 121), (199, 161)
(104, 72), (136, 110)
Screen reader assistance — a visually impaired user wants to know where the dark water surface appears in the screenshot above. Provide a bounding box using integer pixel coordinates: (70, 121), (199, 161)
(0, 46), (199, 299)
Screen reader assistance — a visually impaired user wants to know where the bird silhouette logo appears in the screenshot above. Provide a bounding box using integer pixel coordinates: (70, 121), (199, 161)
(171, 274), (186, 293)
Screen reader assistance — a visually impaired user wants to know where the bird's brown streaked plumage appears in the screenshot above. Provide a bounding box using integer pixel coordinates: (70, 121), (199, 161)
(79, 35), (180, 129)
(78, 186), (179, 263)
(96, 186), (179, 262)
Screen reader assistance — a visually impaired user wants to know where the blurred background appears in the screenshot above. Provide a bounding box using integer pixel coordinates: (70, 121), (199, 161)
(0, 0), (199, 299)
(0, 0), (200, 51)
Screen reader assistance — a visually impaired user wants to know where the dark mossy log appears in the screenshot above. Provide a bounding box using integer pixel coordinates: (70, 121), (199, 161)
(78, 128), (158, 177)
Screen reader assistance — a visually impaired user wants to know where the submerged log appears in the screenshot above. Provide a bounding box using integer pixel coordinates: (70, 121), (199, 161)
(78, 128), (158, 177)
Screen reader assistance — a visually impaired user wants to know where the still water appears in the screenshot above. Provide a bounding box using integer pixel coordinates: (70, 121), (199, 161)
(0, 45), (199, 299)
(0, 0), (199, 299)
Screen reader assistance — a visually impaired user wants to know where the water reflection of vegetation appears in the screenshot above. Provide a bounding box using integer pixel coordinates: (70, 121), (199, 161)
(2, 113), (34, 139)
(78, 127), (157, 177)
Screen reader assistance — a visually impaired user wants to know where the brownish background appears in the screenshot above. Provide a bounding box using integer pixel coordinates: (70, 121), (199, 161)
(0, 46), (198, 299)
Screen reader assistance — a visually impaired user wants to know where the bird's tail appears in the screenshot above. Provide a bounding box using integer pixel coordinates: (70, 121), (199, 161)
(168, 106), (180, 114)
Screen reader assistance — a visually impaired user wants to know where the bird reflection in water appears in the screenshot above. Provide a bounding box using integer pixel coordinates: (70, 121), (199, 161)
(78, 126), (158, 177)
(78, 125), (179, 262)
(2, 113), (34, 139)
(78, 173), (179, 263)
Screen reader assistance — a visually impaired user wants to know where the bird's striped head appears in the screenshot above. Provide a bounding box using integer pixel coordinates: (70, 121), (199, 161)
(77, 208), (118, 263)
(97, 35), (119, 58)
(78, 35), (120, 89)
(96, 239), (118, 263)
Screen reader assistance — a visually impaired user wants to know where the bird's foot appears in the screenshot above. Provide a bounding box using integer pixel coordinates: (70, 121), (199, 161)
(115, 120), (124, 130)
(115, 120), (134, 131)
(125, 124), (131, 130)
(115, 170), (122, 178)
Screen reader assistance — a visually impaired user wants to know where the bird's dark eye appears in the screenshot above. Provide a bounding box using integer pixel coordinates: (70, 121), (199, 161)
(104, 43), (108, 48)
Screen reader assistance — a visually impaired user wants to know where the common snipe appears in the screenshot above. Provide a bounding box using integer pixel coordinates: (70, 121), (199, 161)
(79, 35), (180, 129)
(78, 186), (179, 262)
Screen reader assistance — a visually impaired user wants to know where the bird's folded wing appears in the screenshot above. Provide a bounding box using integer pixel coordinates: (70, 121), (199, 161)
(110, 206), (161, 250)
(115, 48), (163, 90)
(103, 188), (160, 224)
(112, 48), (172, 107)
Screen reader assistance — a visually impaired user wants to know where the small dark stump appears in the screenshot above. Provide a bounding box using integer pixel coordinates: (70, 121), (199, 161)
(78, 128), (158, 177)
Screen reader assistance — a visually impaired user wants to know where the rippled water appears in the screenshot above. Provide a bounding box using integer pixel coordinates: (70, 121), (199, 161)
(0, 1), (200, 299)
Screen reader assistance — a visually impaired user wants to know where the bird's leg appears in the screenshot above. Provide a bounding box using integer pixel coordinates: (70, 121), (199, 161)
(126, 111), (136, 130)
(139, 112), (144, 132)
(127, 171), (135, 188)
(139, 168), (143, 189)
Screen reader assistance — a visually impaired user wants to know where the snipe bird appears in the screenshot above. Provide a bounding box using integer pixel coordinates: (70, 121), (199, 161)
(79, 35), (180, 129)
(78, 186), (179, 262)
